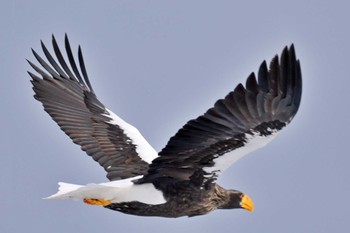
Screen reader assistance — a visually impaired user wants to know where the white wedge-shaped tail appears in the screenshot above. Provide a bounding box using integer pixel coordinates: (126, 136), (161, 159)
(45, 176), (166, 205)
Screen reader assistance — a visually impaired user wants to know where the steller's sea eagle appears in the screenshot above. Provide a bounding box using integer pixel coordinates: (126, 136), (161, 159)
(28, 35), (302, 217)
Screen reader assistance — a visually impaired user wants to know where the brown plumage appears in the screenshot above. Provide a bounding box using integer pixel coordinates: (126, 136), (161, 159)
(106, 183), (244, 217)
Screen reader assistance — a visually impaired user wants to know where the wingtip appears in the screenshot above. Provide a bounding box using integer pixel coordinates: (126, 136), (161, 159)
(245, 72), (258, 92)
(27, 70), (33, 76)
(40, 40), (48, 51)
(289, 44), (297, 61)
(31, 47), (41, 60)
(78, 45), (82, 54)
(281, 43), (297, 59)
(51, 34), (57, 43)
(260, 60), (267, 69)
(64, 33), (69, 44)
(26, 57), (35, 66)
(258, 59), (268, 75)
(281, 45), (289, 56)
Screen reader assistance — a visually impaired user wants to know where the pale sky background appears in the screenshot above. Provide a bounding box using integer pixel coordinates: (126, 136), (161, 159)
(1, 1), (349, 232)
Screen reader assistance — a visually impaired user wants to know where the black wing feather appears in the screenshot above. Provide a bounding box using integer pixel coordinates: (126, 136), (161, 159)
(142, 45), (302, 185)
(28, 35), (151, 181)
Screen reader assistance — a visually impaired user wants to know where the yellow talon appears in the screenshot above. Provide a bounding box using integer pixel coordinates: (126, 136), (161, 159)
(83, 198), (111, 206)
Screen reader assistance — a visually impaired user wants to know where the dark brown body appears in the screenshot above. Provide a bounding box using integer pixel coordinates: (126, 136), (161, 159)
(105, 183), (243, 217)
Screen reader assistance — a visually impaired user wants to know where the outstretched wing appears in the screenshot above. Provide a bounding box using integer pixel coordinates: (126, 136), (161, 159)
(28, 34), (158, 181)
(143, 45), (301, 185)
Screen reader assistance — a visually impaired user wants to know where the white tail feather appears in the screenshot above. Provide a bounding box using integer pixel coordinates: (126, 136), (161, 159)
(45, 182), (83, 200)
(44, 177), (166, 205)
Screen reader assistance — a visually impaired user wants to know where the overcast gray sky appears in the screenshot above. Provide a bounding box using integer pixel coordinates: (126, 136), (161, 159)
(1, 0), (349, 232)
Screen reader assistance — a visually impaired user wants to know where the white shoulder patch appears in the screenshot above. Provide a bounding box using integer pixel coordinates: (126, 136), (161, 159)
(103, 108), (159, 163)
(204, 131), (278, 176)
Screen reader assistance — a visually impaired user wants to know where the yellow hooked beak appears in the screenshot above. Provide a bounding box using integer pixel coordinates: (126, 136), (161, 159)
(240, 194), (254, 212)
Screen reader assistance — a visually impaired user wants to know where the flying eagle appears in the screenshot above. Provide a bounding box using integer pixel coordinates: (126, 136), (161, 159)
(28, 35), (302, 217)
